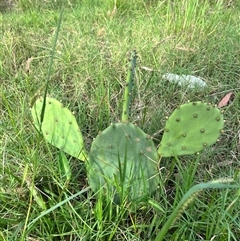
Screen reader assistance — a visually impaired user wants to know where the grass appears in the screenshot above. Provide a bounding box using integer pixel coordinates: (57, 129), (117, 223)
(1, 0), (240, 240)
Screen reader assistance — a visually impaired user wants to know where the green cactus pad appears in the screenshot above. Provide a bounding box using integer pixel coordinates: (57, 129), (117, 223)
(86, 123), (159, 202)
(158, 102), (224, 157)
(31, 97), (87, 161)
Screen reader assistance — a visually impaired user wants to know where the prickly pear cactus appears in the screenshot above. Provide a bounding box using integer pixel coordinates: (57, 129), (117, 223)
(158, 101), (224, 157)
(30, 50), (225, 204)
(86, 122), (159, 202)
(31, 97), (87, 161)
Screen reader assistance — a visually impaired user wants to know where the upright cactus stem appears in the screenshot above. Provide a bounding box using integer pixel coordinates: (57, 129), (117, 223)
(121, 50), (137, 122)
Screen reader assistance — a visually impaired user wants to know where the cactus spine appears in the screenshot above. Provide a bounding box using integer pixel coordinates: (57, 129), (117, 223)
(121, 50), (137, 122)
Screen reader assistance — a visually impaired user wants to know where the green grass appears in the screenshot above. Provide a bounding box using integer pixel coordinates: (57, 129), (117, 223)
(1, 0), (240, 240)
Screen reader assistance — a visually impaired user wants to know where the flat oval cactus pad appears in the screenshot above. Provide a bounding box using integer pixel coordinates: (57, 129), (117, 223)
(31, 97), (87, 161)
(86, 123), (159, 202)
(158, 102), (224, 157)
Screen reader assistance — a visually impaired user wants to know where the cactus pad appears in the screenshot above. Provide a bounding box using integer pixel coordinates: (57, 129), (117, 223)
(158, 102), (224, 157)
(86, 123), (159, 202)
(31, 97), (87, 161)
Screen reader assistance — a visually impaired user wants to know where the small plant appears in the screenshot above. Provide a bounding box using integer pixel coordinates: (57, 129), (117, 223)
(31, 50), (224, 202)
